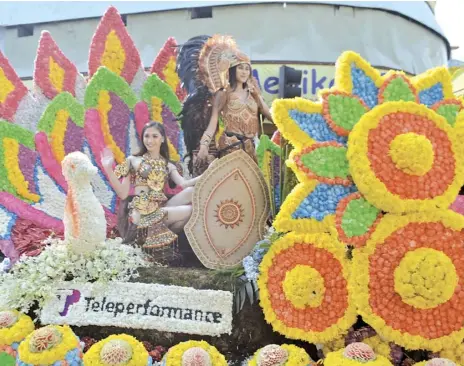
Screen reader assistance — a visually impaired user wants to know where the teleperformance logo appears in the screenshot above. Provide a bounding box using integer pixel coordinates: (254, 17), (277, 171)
(41, 282), (233, 336)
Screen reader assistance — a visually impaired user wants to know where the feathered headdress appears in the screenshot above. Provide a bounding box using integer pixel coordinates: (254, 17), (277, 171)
(176, 35), (251, 174)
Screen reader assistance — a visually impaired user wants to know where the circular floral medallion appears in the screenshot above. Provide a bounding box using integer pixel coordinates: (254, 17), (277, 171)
(181, 347), (212, 366)
(18, 325), (81, 366)
(248, 344), (310, 366)
(0, 312), (18, 329)
(258, 232), (357, 343)
(352, 210), (464, 351)
(163, 341), (227, 366)
(100, 339), (133, 365)
(343, 343), (376, 362)
(83, 334), (150, 366)
(28, 326), (63, 353)
(0, 311), (34, 347)
(214, 199), (244, 229)
(347, 102), (463, 213)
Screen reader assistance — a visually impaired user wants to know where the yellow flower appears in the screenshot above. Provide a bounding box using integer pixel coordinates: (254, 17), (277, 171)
(324, 349), (393, 366)
(83, 334), (149, 366)
(18, 325), (80, 365)
(0, 311), (35, 346)
(248, 344), (311, 366)
(163, 340), (227, 366)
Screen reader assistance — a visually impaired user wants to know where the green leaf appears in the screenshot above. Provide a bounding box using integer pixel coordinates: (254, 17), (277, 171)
(301, 145), (349, 179)
(382, 77), (416, 102)
(341, 197), (380, 237)
(0, 351), (16, 366)
(327, 94), (367, 131)
(85, 67), (137, 109)
(37, 92), (85, 133)
(142, 74), (182, 115)
(436, 104), (460, 127)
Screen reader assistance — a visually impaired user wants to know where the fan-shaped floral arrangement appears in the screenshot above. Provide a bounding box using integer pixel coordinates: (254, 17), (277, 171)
(0, 6), (186, 259)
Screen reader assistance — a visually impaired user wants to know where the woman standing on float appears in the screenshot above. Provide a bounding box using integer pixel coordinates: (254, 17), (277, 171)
(101, 121), (203, 263)
(177, 35), (273, 177)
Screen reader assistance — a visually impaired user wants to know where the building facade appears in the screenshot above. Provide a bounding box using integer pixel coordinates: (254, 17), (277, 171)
(0, 1), (450, 103)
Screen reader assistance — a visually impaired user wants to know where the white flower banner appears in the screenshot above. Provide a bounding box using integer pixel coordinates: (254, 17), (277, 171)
(40, 281), (233, 336)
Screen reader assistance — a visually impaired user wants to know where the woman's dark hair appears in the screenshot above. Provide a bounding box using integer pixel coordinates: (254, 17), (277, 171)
(134, 121), (170, 162)
(228, 65), (248, 91)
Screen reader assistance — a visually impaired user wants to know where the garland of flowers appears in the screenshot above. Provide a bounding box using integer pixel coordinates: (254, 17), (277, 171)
(162, 340), (227, 366)
(248, 344), (312, 366)
(17, 325), (83, 365)
(0, 310), (34, 346)
(0, 238), (147, 312)
(258, 232), (357, 343)
(351, 210), (464, 352)
(83, 334), (151, 365)
(347, 101), (464, 214)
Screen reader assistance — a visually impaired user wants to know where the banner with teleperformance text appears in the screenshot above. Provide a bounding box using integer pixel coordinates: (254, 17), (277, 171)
(40, 281), (233, 336)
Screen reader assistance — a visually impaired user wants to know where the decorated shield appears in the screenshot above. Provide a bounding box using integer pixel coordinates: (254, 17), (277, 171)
(185, 150), (270, 269)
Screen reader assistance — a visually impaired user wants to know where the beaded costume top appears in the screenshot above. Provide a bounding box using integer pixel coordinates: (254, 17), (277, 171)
(222, 92), (259, 138)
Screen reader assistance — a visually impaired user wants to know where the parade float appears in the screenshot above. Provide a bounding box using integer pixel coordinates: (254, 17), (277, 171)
(0, 5), (464, 366)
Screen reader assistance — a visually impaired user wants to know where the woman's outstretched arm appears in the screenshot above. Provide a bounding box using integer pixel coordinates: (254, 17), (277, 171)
(101, 149), (132, 200)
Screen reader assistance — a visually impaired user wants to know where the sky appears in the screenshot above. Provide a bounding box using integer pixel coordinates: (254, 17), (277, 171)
(435, 0), (464, 61)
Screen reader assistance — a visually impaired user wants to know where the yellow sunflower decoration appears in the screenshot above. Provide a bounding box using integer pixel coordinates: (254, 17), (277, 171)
(83, 334), (151, 365)
(161, 340), (227, 366)
(248, 344), (313, 366)
(324, 342), (393, 366)
(17, 325), (83, 365)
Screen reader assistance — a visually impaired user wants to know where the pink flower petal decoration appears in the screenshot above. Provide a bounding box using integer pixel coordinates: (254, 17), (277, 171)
(88, 6), (141, 84)
(33, 31), (78, 99)
(0, 51), (28, 121)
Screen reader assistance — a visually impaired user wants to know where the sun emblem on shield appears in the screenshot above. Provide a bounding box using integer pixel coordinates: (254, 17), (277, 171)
(214, 199), (244, 229)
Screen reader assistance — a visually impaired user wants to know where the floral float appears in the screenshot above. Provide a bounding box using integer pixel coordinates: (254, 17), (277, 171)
(247, 344), (312, 366)
(265, 49), (464, 351)
(16, 325), (83, 366)
(324, 342), (393, 365)
(0, 310), (35, 365)
(161, 340), (228, 366)
(83, 334), (152, 366)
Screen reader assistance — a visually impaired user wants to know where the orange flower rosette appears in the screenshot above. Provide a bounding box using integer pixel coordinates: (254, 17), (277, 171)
(258, 232), (357, 343)
(352, 210), (464, 352)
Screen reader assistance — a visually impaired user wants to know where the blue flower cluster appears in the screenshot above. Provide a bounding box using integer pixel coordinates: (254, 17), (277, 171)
(242, 239), (270, 281)
(351, 65), (378, 109)
(418, 83), (444, 107)
(289, 110), (347, 144)
(292, 183), (357, 221)
(17, 347), (83, 366)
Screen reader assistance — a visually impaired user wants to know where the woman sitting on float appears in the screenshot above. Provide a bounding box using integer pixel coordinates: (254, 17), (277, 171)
(101, 121), (209, 263)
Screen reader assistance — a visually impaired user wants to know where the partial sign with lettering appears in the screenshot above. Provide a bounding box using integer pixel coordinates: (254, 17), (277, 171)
(40, 281), (233, 336)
